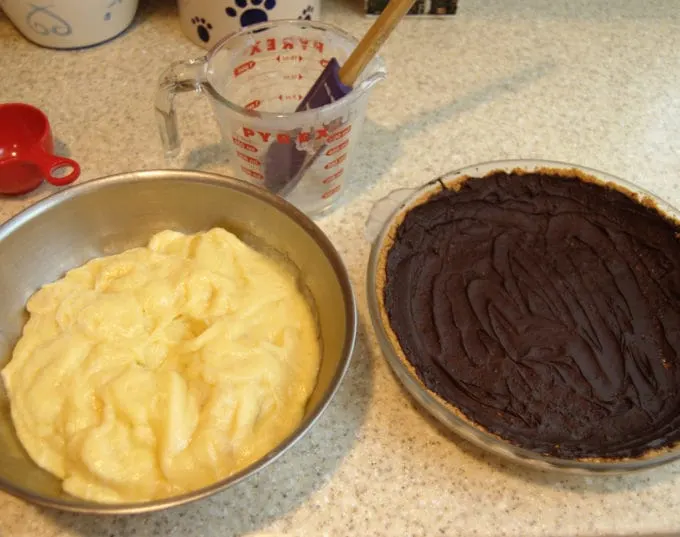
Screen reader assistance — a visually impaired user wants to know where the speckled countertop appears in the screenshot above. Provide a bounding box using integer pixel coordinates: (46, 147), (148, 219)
(2, 0), (680, 535)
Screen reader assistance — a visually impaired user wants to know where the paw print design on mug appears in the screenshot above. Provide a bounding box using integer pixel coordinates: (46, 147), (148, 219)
(191, 16), (213, 43)
(226, 0), (276, 28)
(298, 5), (314, 19)
(177, 0), (320, 49)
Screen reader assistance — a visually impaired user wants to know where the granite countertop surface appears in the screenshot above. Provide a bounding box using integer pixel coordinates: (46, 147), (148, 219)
(1, 0), (680, 535)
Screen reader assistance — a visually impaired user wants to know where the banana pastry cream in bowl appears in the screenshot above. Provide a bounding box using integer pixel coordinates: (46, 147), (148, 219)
(0, 170), (356, 513)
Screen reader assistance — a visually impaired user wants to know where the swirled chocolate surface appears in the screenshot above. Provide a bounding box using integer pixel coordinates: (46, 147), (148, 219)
(383, 170), (680, 459)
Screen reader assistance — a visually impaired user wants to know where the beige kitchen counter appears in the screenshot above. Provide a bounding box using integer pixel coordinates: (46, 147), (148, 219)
(2, 0), (680, 535)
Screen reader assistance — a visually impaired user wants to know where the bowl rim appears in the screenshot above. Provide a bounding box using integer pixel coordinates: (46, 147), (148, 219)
(366, 158), (680, 475)
(0, 169), (357, 514)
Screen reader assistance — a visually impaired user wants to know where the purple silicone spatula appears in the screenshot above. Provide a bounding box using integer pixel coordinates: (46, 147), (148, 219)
(264, 0), (417, 196)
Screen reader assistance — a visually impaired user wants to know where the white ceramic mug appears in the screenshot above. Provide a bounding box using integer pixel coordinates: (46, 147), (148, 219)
(0, 0), (139, 49)
(177, 0), (321, 49)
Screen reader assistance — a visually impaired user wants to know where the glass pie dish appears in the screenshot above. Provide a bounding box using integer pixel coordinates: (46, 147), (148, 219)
(366, 159), (680, 475)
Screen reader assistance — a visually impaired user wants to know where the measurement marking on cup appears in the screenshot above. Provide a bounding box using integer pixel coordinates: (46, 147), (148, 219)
(241, 166), (264, 180)
(234, 61), (256, 77)
(277, 94), (304, 101)
(324, 153), (347, 169)
(232, 136), (258, 153)
(326, 140), (349, 156)
(276, 55), (304, 63)
(327, 125), (352, 143)
(245, 100), (261, 110)
(322, 185), (342, 199)
(283, 73), (304, 80)
(322, 169), (344, 184)
(237, 151), (261, 166)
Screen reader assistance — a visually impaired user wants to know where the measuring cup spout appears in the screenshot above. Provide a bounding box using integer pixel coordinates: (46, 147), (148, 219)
(155, 58), (208, 158)
(354, 57), (388, 94)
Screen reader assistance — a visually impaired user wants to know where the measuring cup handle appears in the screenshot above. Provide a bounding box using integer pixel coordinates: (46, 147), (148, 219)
(30, 150), (81, 187)
(154, 57), (208, 158)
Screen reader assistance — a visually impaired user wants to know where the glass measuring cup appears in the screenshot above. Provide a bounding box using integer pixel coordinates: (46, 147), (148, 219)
(155, 20), (386, 216)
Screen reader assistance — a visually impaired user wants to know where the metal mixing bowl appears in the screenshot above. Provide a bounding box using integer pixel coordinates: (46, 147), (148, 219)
(0, 170), (357, 514)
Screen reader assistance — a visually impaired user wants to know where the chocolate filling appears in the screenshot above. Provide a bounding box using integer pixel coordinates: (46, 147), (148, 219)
(383, 170), (680, 459)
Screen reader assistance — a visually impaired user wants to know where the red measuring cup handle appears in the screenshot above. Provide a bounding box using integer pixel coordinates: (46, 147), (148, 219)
(33, 152), (81, 186)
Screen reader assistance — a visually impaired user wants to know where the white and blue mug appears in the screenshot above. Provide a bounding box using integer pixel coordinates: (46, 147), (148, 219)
(178, 0), (320, 49)
(0, 0), (138, 49)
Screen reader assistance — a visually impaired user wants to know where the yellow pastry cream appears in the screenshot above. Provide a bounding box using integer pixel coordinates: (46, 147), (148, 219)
(1, 228), (320, 503)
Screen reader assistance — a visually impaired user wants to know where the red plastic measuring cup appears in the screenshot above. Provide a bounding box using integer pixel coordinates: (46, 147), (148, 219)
(0, 103), (80, 196)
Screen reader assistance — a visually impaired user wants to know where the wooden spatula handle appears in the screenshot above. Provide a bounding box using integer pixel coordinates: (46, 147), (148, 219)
(338, 0), (417, 87)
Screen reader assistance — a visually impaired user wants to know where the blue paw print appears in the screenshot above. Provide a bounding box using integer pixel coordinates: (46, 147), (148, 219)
(226, 0), (276, 27)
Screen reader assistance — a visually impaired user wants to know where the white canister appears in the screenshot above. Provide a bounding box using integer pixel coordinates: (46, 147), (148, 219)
(0, 0), (139, 49)
(177, 0), (321, 49)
